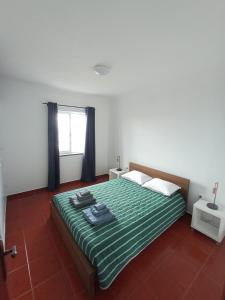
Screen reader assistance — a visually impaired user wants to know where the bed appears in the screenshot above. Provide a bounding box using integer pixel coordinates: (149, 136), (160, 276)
(51, 162), (190, 295)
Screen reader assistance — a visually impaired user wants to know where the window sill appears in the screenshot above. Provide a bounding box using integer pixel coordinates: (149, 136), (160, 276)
(60, 153), (83, 157)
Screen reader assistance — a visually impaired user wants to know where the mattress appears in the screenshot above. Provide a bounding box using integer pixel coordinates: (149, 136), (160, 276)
(53, 178), (186, 289)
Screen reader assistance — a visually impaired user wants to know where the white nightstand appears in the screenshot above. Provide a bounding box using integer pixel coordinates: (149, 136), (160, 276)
(109, 168), (127, 180)
(191, 199), (225, 243)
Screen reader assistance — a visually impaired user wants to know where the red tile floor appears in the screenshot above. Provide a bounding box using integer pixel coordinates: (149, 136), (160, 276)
(2, 176), (225, 300)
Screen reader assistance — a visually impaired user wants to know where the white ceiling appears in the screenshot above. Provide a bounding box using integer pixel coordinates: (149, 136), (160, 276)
(0, 0), (224, 95)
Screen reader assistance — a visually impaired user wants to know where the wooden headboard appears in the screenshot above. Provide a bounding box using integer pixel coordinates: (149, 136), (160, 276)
(129, 162), (190, 202)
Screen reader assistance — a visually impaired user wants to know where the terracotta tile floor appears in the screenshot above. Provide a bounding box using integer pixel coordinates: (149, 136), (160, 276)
(2, 177), (225, 300)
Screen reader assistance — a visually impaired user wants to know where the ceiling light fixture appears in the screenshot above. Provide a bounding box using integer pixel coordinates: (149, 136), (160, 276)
(93, 64), (111, 76)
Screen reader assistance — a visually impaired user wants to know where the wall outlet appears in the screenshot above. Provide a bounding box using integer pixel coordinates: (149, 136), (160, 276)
(198, 194), (203, 200)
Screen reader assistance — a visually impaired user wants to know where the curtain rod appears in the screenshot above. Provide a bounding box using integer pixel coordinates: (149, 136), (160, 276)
(42, 102), (86, 109)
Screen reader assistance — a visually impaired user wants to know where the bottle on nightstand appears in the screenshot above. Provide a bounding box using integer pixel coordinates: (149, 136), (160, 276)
(207, 182), (219, 210)
(116, 155), (122, 171)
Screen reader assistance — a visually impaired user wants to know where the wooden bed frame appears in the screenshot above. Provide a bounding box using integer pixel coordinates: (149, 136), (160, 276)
(129, 162), (189, 202)
(51, 162), (190, 296)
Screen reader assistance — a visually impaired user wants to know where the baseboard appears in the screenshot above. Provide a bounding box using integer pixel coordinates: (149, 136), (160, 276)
(7, 187), (47, 200)
(7, 174), (109, 201)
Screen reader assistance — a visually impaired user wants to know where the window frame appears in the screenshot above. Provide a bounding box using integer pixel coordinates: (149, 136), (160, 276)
(57, 108), (86, 157)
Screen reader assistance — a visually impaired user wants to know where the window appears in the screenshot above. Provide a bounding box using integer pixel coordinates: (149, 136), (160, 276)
(58, 110), (87, 155)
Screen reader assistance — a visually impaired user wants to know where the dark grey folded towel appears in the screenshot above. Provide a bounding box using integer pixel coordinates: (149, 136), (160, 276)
(69, 196), (96, 208)
(79, 189), (91, 197)
(76, 192), (93, 201)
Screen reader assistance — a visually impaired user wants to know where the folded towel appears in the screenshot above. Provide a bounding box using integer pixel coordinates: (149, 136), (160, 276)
(69, 196), (77, 201)
(76, 192), (93, 202)
(82, 208), (116, 226)
(79, 189), (91, 197)
(69, 196), (96, 208)
(91, 206), (109, 217)
(93, 203), (106, 211)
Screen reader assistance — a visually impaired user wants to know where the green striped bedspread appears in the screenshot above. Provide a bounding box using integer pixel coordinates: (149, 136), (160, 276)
(53, 178), (186, 289)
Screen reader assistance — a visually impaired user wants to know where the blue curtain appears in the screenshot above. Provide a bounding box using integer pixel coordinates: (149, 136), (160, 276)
(47, 102), (60, 191)
(81, 107), (96, 182)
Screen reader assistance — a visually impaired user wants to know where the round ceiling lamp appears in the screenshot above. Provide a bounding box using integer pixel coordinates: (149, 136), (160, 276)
(93, 64), (111, 76)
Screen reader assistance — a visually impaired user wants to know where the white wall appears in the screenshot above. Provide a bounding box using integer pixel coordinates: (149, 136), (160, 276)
(112, 73), (225, 213)
(0, 103), (6, 245)
(0, 77), (112, 195)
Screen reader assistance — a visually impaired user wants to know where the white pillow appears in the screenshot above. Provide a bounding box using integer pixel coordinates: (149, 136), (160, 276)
(122, 170), (152, 185)
(142, 178), (181, 196)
